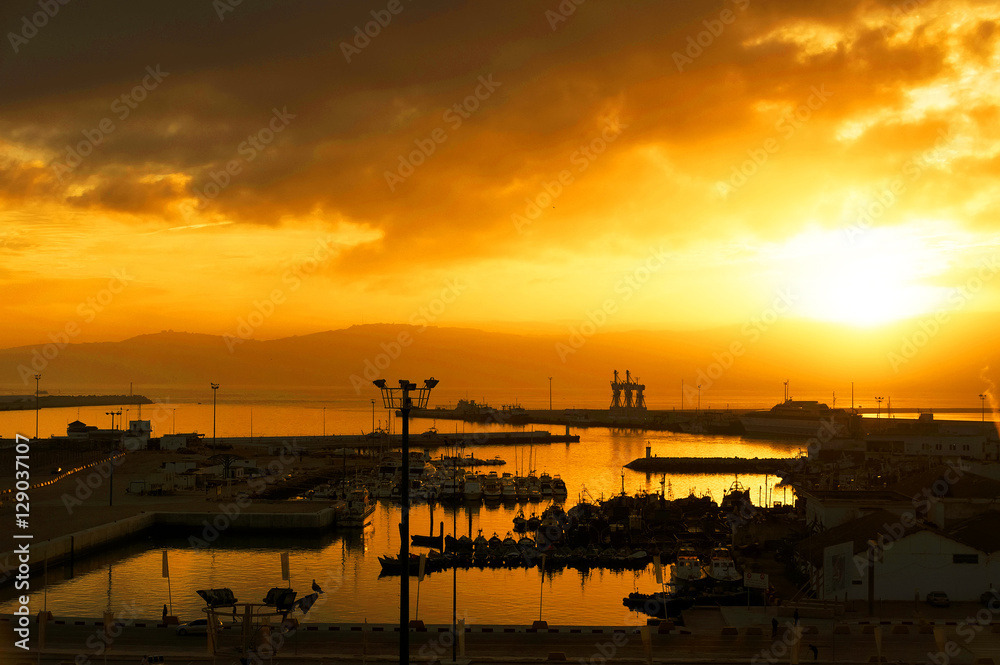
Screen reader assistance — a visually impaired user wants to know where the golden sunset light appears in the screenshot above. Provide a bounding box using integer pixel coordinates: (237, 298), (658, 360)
(7, 2), (1000, 657)
(0, 0), (997, 405)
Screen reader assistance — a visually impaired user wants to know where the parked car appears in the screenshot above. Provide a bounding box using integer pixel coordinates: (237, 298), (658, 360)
(926, 591), (950, 607)
(175, 618), (223, 636)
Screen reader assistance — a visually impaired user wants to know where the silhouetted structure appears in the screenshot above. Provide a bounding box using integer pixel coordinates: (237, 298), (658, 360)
(610, 370), (646, 416)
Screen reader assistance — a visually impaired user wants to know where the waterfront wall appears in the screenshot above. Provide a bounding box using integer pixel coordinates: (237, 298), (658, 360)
(0, 508), (340, 579)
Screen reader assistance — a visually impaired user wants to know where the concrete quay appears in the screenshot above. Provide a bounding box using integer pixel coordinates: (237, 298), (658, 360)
(5, 607), (1000, 664)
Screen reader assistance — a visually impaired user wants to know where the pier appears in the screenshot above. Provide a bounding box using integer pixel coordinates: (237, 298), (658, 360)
(624, 455), (793, 474)
(208, 429), (579, 450)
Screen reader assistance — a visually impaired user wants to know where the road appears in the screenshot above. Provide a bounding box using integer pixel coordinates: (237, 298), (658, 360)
(6, 617), (1000, 664)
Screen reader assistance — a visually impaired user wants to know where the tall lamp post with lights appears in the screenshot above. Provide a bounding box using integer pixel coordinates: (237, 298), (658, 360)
(373, 377), (438, 665)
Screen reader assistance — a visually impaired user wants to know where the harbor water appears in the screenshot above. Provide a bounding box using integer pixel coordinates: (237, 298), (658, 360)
(0, 392), (804, 624)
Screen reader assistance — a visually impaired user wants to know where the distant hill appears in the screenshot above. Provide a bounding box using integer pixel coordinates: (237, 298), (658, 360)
(1, 317), (997, 409)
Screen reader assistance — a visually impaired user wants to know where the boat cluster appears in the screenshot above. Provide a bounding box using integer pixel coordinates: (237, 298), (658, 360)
(379, 505), (653, 576)
(370, 452), (568, 504)
(380, 481), (764, 606)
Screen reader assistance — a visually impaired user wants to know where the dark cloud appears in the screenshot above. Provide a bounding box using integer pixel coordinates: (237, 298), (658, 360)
(1, 0), (997, 274)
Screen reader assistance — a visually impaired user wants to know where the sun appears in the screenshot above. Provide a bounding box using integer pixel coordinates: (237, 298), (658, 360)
(770, 224), (951, 328)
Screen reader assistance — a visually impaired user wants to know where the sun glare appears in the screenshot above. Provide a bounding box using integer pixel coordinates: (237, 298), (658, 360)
(770, 225), (951, 328)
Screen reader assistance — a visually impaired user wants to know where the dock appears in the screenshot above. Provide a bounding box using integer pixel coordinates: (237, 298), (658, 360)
(209, 430), (579, 450)
(624, 456), (792, 474)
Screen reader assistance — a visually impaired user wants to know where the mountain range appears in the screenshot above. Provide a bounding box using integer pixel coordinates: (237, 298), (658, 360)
(1, 317), (997, 409)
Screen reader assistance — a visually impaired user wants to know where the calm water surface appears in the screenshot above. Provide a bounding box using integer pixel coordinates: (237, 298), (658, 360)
(1, 394), (805, 624)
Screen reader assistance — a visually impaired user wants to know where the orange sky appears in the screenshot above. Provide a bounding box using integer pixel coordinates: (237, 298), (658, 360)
(2, 0), (1000, 351)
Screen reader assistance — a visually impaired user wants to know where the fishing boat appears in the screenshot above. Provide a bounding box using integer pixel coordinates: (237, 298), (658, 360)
(515, 476), (530, 501)
(706, 546), (741, 582)
(463, 473), (483, 501)
(552, 475), (568, 498)
(338, 487), (375, 527)
(500, 473), (518, 502)
(439, 470), (464, 503)
(482, 472), (502, 502)
(512, 510), (527, 532)
(672, 546), (705, 582)
(539, 472), (553, 497)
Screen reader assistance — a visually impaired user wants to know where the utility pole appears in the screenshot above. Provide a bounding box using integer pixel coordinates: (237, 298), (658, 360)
(34, 374), (41, 440)
(211, 383), (220, 447)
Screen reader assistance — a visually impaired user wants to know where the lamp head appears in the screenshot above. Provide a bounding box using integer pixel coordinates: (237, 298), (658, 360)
(372, 379), (387, 389)
(424, 378), (439, 390)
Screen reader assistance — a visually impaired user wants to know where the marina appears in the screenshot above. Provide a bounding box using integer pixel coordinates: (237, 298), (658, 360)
(0, 398), (804, 626)
(2, 391), (999, 631)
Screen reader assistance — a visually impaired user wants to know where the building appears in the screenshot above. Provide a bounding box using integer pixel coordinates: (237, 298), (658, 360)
(797, 489), (915, 531)
(796, 509), (1000, 603)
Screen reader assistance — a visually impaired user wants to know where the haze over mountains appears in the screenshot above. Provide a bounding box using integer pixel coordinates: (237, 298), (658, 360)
(1, 318), (997, 409)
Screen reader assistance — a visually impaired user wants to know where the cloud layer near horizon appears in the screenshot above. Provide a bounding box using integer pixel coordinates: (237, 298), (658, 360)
(2, 0), (1000, 346)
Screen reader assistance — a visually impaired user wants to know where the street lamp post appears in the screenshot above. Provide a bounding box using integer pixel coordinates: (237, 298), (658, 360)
(981, 394), (987, 432)
(211, 384), (220, 447)
(34, 374), (41, 441)
(875, 396), (884, 420)
(373, 378), (438, 665)
(548, 377), (552, 412)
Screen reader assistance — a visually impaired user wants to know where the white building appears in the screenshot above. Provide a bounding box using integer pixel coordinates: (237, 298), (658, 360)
(798, 489), (914, 530)
(796, 509), (1000, 603)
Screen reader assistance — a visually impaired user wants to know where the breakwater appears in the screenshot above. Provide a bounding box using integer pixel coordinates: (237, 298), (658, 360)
(625, 456), (791, 474)
(211, 430), (578, 449)
(0, 394), (152, 411)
